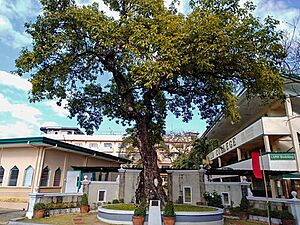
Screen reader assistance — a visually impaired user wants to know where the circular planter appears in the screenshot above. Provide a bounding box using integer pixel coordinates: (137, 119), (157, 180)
(98, 205), (223, 225)
(80, 205), (89, 213)
(163, 216), (176, 225)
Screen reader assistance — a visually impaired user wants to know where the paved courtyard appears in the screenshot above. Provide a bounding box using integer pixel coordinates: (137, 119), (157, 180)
(0, 208), (26, 224)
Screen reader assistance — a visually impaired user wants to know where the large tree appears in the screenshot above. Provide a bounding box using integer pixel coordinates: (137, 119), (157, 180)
(15, 0), (286, 203)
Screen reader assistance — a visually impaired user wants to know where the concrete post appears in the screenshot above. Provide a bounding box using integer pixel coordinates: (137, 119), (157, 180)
(237, 148), (242, 161)
(199, 167), (206, 204)
(26, 192), (44, 219)
(289, 191), (300, 225)
(167, 171), (173, 202)
(263, 135), (271, 152)
(118, 165), (126, 201)
(218, 157), (222, 167)
(81, 175), (90, 194)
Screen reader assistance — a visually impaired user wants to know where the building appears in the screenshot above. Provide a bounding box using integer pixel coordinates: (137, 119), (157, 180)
(40, 127), (197, 168)
(0, 137), (129, 209)
(203, 79), (300, 198)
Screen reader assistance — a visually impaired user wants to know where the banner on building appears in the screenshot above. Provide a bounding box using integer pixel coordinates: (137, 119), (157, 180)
(251, 152), (262, 179)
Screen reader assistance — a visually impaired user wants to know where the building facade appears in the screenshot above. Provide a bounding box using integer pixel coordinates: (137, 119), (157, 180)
(203, 80), (300, 198)
(0, 137), (128, 209)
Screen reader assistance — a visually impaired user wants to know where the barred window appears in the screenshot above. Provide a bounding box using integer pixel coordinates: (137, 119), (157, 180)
(0, 166), (4, 185)
(8, 166), (19, 186)
(40, 166), (50, 186)
(53, 168), (61, 186)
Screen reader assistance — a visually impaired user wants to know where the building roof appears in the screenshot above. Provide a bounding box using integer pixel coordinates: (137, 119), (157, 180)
(40, 126), (84, 134)
(0, 137), (130, 164)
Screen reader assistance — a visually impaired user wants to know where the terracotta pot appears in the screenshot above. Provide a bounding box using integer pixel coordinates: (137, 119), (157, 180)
(282, 219), (296, 225)
(34, 210), (45, 218)
(80, 205), (89, 213)
(164, 216), (176, 225)
(132, 216), (145, 225)
(239, 212), (248, 220)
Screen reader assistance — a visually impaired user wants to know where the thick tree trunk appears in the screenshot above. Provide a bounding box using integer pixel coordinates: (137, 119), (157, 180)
(136, 118), (167, 205)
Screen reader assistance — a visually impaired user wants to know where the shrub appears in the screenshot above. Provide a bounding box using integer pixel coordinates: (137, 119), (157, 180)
(280, 210), (294, 220)
(112, 199), (119, 204)
(163, 201), (176, 217)
(34, 203), (46, 210)
(240, 196), (249, 212)
(248, 208), (267, 217)
(203, 191), (223, 208)
(119, 199), (124, 203)
(80, 193), (89, 206)
(133, 201), (146, 217)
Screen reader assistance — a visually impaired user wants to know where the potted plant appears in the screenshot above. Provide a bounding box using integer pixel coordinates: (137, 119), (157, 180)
(281, 210), (295, 225)
(80, 193), (89, 213)
(239, 196), (249, 220)
(33, 202), (46, 218)
(163, 201), (176, 225)
(132, 201), (146, 225)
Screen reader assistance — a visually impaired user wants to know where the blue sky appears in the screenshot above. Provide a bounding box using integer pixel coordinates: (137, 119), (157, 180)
(0, 0), (299, 138)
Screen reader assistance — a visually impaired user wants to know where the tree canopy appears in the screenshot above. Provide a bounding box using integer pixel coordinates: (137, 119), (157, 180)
(15, 0), (287, 202)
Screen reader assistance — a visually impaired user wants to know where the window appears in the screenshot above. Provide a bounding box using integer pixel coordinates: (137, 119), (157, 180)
(98, 190), (106, 202)
(221, 192), (230, 206)
(8, 166), (19, 186)
(23, 166), (34, 187)
(89, 143), (98, 148)
(40, 166), (50, 186)
(0, 166), (4, 186)
(104, 143), (112, 148)
(183, 186), (192, 204)
(53, 168), (61, 186)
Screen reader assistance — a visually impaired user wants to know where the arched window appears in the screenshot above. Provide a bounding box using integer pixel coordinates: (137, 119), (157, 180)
(40, 166), (50, 186)
(0, 166), (4, 186)
(8, 166), (19, 186)
(23, 166), (34, 187)
(53, 168), (61, 186)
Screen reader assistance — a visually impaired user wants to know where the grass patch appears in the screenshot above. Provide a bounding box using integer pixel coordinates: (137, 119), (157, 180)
(102, 204), (136, 211)
(174, 204), (217, 212)
(102, 203), (216, 212)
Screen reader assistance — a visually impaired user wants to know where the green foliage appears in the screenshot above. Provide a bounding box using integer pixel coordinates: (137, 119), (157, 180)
(103, 203), (136, 211)
(163, 201), (176, 217)
(15, 0), (287, 202)
(203, 191), (223, 208)
(240, 196), (249, 212)
(280, 210), (294, 220)
(34, 203), (46, 210)
(133, 201), (146, 217)
(172, 137), (218, 169)
(119, 199), (124, 203)
(174, 204), (216, 212)
(80, 193), (89, 206)
(112, 199), (120, 204)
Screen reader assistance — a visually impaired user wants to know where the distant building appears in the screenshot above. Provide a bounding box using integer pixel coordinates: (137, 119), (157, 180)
(40, 127), (197, 168)
(203, 79), (300, 198)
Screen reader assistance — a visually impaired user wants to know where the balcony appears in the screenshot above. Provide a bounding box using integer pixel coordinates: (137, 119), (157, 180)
(208, 116), (290, 160)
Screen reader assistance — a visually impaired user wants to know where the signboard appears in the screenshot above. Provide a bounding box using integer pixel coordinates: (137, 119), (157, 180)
(207, 119), (263, 160)
(270, 153), (295, 160)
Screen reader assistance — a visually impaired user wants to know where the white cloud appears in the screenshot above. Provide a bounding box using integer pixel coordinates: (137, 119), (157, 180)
(44, 100), (69, 118)
(41, 121), (59, 127)
(0, 121), (37, 138)
(0, 93), (42, 126)
(0, 70), (31, 92)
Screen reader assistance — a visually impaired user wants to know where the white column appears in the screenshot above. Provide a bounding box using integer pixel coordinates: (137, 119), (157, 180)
(237, 148), (242, 161)
(285, 96), (300, 172)
(263, 135), (271, 152)
(218, 157), (221, 167)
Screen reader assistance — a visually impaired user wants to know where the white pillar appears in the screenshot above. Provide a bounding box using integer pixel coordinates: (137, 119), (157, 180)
(289, 191), (300, 225)
(218, 157), (221, 167)
(263, 135), (271, 152)
(237, 148), (242, 161)
(285, 96), (300, 172)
